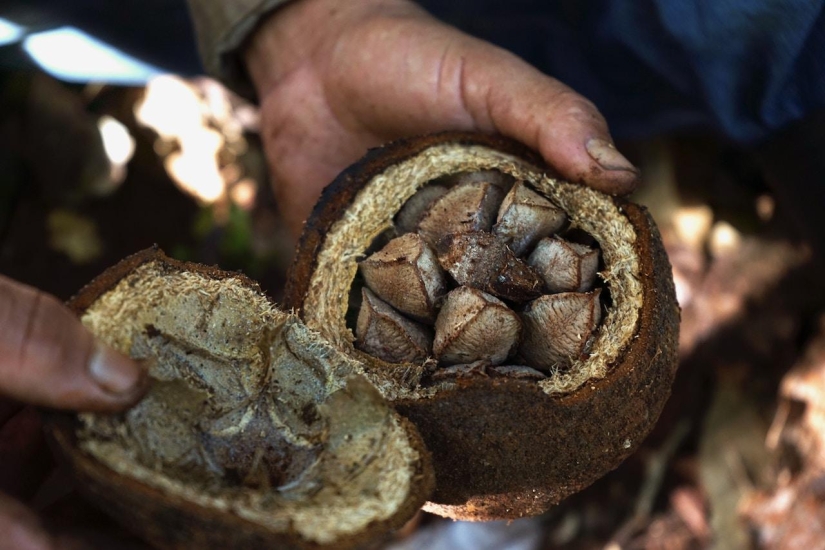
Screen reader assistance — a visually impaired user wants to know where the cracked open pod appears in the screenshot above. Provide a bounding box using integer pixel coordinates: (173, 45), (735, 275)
(285, 133), (680, 521)
(47, 249), (433, 549)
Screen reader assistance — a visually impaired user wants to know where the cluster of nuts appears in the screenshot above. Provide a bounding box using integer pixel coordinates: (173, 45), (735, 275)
(354, 170), (603, 375)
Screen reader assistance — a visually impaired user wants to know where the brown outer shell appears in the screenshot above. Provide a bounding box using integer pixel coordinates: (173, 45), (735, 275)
(45, 247), (434, 549)
(284, 132), (680, 521)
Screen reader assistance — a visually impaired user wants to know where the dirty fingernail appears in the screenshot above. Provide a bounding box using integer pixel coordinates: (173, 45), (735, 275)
(586, 138), (638, 173)
(88, 343), (143, 396)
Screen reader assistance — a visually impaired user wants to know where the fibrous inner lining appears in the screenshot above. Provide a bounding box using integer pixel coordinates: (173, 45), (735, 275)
(76, 262), (420, 544)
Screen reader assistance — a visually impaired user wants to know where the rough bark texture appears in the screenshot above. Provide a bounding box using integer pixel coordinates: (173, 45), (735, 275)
(400, 204), (679, 519)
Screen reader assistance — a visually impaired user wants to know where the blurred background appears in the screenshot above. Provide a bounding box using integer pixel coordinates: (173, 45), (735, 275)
(0, 13), (293, 302)
(1, 7), (825, 550)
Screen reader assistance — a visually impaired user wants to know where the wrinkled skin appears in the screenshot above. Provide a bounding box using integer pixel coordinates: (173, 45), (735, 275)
(0, 275), (149, 548)
(246, 0), (638, 237)
(1, 0), (637, 545)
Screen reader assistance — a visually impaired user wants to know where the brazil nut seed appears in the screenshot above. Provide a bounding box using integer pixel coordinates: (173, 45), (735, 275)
(352, 170), (604, 375)
(359, 233), (446, 323)
(356, 288), (433, 364)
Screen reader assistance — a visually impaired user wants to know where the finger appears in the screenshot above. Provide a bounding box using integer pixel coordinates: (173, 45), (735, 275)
(0, 276), (147, 412)
(457, 43), (640, 195)
(0, 491), (55, 550)
(329, 18), (640, 195)
(258, 68), (364, 238)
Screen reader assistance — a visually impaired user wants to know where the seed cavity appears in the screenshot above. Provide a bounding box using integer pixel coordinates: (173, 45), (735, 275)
(352, 170), (606, 378)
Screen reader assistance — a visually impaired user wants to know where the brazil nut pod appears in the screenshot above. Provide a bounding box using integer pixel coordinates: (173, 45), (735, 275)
(285, 132), (680, 521)
(47, 248), (434, 549)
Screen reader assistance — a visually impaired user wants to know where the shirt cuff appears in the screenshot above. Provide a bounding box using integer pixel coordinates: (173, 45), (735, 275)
(185, 0), (292, 100)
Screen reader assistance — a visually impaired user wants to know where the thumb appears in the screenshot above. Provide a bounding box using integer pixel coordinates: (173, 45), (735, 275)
(0, 492), (55, 550)
(0, 276), (146, 412)
(457, 43), (639, 195)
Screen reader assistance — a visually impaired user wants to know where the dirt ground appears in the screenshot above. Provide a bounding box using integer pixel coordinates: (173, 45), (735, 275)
(2, 71), (825, 550)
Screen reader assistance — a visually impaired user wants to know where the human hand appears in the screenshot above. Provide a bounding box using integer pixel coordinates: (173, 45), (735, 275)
(0, 275), (147, 548)
(245, 0), (639, 238)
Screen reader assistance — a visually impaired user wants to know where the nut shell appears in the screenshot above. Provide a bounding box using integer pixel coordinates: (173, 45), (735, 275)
(285, 132), (679, 520)
(46, 248), (434, 548)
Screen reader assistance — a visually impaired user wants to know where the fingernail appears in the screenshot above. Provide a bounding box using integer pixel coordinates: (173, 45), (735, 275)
(586, 138), (638, 173)
(88, 343), (143, 396)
